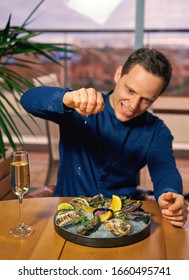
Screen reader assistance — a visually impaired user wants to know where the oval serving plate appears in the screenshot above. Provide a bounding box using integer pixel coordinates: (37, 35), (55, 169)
(54, 212), (151, 248)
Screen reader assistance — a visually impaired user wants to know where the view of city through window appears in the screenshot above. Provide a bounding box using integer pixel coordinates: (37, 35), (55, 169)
(1, 0), (189, 96)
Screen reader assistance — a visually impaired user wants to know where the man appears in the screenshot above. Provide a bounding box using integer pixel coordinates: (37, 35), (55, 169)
(21, 47), (188, 227)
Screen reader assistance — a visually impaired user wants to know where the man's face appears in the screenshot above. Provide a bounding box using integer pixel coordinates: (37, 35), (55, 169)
(109, 64), (164, 122)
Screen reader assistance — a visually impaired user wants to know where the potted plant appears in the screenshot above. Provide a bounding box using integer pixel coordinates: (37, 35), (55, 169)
(0, 0), (72, 159)
(0, 0), (73, 199)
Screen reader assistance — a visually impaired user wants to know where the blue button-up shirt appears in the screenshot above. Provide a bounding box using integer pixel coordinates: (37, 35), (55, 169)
(20, 86), (183, 200)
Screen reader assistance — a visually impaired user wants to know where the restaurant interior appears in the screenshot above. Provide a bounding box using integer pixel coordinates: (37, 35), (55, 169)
(0, 0), (189, 261)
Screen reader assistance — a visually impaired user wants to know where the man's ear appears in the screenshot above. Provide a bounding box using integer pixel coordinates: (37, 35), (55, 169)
(114, 66), (123, 83)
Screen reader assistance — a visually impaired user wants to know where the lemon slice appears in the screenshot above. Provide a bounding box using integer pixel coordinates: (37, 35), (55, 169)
(82, 205), (96, 213)
(57, 202), (74, 211)
(110, 195), (122, 212)
(99, 210), (113, 222)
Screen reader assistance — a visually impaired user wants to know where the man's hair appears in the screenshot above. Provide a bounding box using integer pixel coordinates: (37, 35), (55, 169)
(121, 48), (172, 95)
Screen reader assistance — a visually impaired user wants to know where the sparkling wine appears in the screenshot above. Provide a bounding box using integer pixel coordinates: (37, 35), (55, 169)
(10, 161), (30, 196)
(9, 151), (34, 238)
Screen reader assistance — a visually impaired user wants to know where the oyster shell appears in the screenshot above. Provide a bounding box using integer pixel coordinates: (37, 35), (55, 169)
(87, 193), (105, 208)
(70, 197), (89, 208)
(55, 210), (84, 227)
(115, 200), (143, 215)
(77, 215), (101, 236)
(119, 210), (151, 223)
(104, 218), (131, 236)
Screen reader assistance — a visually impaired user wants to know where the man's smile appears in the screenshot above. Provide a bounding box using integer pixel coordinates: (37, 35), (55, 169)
(120, 102), (135, 118)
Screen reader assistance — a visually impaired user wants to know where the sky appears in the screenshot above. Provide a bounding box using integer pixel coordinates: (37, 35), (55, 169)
(65, 0), (123, 25)
(0, 0), (125, 28)
(0, 0), (189, 29)
(0, 0), (189, 48)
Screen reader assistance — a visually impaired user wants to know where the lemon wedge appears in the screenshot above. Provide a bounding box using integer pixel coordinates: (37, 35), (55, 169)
(99, 210), (113, 222)
(110, 195), (122, 212)
(57, 202), (74, 211)
(82, 205), (96, 213)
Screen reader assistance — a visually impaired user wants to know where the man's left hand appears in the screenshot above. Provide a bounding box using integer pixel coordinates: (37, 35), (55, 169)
(158, 192), (189, 227)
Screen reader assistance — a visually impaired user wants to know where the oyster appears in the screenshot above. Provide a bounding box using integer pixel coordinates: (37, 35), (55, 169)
(77, 215), (101, 236)
(55, 210), (84, 227)
(70, 197), (89, 208)
(116, 200), (143, 215)
(87, 193), (105, 208)
(119, 210), (151, 223)
(104, 218), (131, 236)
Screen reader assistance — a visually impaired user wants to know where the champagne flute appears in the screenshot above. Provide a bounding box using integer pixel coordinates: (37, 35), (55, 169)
(9, 151), (34, 238)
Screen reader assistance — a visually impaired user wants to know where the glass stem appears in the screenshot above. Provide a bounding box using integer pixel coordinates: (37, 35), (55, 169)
(18, 195), (24, 228)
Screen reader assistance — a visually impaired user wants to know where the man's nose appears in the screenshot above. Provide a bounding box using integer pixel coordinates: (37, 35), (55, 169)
(129, 95), (140, 110)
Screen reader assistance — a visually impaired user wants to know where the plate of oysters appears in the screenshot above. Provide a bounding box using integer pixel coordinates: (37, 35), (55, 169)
(54, 194), (151, 247)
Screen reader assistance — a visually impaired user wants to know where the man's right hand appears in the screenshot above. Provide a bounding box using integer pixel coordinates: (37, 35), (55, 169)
(63, 88), (105, 116)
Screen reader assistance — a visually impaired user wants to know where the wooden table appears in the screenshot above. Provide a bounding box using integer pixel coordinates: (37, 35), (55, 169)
(0, 197), (188, 260)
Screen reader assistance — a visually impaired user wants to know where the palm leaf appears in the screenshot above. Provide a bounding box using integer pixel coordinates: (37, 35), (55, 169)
(21, 0), (45, 28)
(0, 0), (73, 158)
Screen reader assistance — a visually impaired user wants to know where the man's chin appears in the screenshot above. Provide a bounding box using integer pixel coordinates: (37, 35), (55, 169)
(116, 112), (132, 122)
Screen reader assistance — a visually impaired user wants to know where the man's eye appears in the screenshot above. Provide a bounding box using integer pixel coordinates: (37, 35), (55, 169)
(143, 98), (153, 104)
(128, 88), (134, 94)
